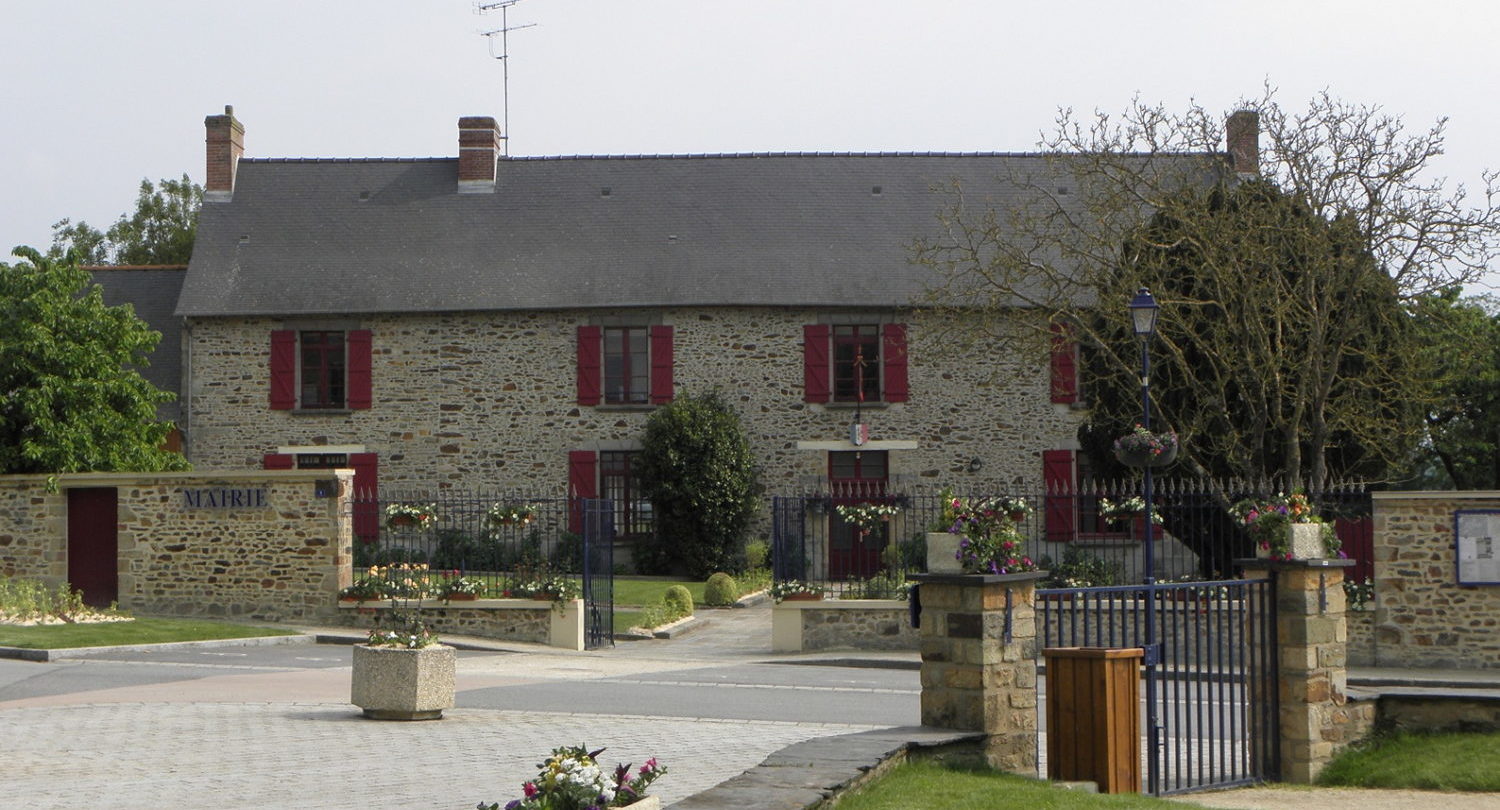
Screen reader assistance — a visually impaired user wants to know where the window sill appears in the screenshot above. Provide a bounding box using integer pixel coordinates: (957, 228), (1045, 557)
(594, 403), (658, 412)
(291, 408), (353, 415)
(822, 401), (892, 410)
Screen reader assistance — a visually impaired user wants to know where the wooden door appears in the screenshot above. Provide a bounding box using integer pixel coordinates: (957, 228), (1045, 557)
(67, 488), (119, 608)
(828, 451), (888, 580)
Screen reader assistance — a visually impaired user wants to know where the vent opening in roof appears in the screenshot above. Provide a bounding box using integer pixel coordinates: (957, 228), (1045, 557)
(601, 187), (611, 197)
(359, 190), (371, 201)
(872, 185), (882, 195)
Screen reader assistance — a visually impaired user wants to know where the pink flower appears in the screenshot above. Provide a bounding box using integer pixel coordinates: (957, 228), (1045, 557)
(523, 783), (539, 798)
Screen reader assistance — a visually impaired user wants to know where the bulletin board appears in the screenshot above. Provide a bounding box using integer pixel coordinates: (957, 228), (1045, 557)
(1454, 509), (1500, 586)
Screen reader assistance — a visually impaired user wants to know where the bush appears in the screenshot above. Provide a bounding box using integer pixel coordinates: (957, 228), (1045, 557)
(663, 584), (694, 615)
(744, 540), (769, 570)
(703, 572), (740, 606)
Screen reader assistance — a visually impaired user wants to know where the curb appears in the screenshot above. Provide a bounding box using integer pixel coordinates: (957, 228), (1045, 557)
(0, 632), (313, 662)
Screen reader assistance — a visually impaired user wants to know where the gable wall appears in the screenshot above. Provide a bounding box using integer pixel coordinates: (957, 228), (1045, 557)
(184, 307), (1081, 503)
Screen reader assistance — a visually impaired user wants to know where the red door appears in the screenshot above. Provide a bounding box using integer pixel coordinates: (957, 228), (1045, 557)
(828, 451), (888, 580)
(67, 488), (119, 608)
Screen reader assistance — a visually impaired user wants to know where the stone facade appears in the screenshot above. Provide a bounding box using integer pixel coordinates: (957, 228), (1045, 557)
(0, 470), (351, 623)
(335, 600), (553, 645)
(771, 600), (918, 652)
(182, 308), (1081, 499)
(1371, 493), (1500, 668)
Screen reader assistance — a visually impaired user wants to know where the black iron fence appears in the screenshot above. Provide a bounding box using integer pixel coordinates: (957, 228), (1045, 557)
(771, 480), (1371, 598)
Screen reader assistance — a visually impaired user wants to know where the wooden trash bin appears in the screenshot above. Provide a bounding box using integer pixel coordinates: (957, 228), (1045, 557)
(1043, 646), (1143, 793)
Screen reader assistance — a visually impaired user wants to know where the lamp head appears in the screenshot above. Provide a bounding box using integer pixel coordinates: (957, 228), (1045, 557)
(1129, 287), (1159, 336)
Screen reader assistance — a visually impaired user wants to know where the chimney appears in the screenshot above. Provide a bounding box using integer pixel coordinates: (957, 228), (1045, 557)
(457, 116), (502, 193)
(204, 105), (245, 202)
(1226, 110), (1259, 178)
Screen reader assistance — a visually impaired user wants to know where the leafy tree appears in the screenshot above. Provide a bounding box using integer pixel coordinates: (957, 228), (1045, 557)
(1403, 292), (1500, 488)
(636, 392), (761, 577)
(0, 247), (188, 474)
(48, 175), (202, 265)
(915, 91), (1500, 489)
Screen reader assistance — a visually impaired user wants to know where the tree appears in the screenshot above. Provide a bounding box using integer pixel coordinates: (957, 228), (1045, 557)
(0, 247), (188, 474)
(636, 392), (761, 577)
(1403, 291), (1500, 488)
(48, 175), (202, 265)
(916, 91), (1500, 488)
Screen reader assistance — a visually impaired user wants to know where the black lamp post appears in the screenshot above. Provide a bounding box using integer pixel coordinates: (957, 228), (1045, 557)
(1129, 286), (1161, 792)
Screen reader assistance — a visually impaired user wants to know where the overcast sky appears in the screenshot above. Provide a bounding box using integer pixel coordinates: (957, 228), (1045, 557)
(3, 0), (1496, 286)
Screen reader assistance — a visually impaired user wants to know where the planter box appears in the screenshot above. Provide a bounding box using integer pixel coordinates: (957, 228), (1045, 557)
(350, 644), (455, 721)
(1255, 523), (1328, 560)
(926, 531), (963, 574)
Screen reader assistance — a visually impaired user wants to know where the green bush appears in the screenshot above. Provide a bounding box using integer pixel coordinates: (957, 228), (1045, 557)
(663, 584), (694, 615)
(744, 540), (770, 570)
(703, 572), (740, 606)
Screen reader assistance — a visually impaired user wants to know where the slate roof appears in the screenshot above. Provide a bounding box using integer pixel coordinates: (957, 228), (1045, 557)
(89, 266), (186, 421)
(178, 151), (1225, 317)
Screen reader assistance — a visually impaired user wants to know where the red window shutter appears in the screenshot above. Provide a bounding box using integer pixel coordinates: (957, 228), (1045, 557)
(270, 330), (296, 410)
(649, 325), (674, 404)
(347, 329), (372, 410)
(577, 326), (602, 405)
(349, 452), (379, 544)
(1050, 323), (1078, 404)
(882, 323), (909, 403)
(1043, 449), (1076, 542)
(568, 450), (598, 534)
(263, 453), (294, 470)
(803, 324), (831, 403)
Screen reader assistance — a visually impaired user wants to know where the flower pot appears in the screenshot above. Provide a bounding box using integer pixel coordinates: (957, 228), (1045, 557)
(926, 531), (964, 575)
(782, 592), (823, 601)
(1007, 510), (1026, 523)
(444, 593), (478, 601)
(1113, 443), (1178, 468)
(387, 515), (417, 529)
(1254, 523), (1327, 560)
(350, 644), (455, 721)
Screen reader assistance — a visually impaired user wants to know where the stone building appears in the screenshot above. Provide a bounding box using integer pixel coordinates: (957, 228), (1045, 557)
(161, 106), (1254, 562)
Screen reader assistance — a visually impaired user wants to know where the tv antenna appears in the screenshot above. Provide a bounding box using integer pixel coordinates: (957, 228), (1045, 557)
(476, 0), (536, 154)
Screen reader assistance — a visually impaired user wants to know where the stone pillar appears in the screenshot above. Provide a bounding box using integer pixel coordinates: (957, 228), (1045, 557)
(909, 571), (1045, 775)
(1240, 557), (1355, 783)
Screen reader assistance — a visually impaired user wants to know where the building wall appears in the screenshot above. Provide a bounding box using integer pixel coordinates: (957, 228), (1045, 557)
(1371, 492), (1500, 668)
(183, 307), (1082, 502)
(0, 470), (351, 622)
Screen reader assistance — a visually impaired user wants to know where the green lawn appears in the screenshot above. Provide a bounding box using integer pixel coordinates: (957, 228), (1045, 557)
(833, 761), (1212, 810)
(0, 617), (297, 649)
(612, 577), (706, 607)
(1317, 730), (1500, 792)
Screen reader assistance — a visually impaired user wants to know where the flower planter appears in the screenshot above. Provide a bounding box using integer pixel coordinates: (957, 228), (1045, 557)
(387, 515), (417, 529)
(350, 644), (455, 721)
(1255, 523), (1328, 560)
(443, 593), (479, 602)
(782, 592), (823, 602)
(1113, 443), (1178, 467)
(925, 531), (964, 575)
(1007, 510), (1027, 523)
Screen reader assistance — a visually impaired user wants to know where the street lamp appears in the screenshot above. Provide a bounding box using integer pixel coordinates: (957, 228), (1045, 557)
(1129, 286), (1162, 793)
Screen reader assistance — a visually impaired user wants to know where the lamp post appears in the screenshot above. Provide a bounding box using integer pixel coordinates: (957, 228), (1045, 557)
(1128, 286), (1161, 793)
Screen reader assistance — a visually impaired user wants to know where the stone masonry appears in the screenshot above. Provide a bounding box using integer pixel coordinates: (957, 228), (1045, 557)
(1371, 492), (1500, 668)
(911, 572), (1044, 775)
(183, 308), (1081, 498)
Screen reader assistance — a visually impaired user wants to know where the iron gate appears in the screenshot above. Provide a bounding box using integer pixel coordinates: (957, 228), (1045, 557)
(580, 497), (615, 650)
(1036, 578), (1279, 794)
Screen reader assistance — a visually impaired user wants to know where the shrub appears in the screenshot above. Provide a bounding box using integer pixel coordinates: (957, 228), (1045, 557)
(663, 584), (694, 615)
(703, 572), (740, 606)
(744, 540), (770, 570)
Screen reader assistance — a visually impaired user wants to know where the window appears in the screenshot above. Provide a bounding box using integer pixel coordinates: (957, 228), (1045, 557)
(832, 325), (881, 402)
(270, 329), (371, 411)
(600, 450), (653, 539)
(803, 322), (907, 404)
(300, 331), (346, 409)
(576, 325), (673, 406)
(603, 327), (650, 405)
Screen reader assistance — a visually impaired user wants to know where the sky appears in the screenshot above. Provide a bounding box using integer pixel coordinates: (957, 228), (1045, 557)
(2, 0), (1497, 286)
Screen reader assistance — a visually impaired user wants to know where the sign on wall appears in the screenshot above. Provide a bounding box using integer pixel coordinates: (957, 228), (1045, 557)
(182, 488), (270, 509)
(1454, 509), (1500, 586)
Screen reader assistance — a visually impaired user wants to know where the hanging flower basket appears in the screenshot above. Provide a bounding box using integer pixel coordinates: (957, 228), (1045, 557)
(1112, 427), (1179, 468)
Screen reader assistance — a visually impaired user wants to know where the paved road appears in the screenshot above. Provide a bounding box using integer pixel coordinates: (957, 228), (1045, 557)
(0, 606), (918, 809)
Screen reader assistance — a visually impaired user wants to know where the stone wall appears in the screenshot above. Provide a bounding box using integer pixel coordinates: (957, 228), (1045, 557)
(335, 600), (555, 645)
(183, 308), (1081, 500)
(1371, 493), (1500, 668)
(773, 600), (919, 651)
(0, 470), (351, 623)
(1345, 609), (1376, 667)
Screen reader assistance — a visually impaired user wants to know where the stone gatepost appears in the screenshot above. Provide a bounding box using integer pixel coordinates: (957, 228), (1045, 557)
(909, 571), (1046, 775)
(1239, 557), (1356, 783)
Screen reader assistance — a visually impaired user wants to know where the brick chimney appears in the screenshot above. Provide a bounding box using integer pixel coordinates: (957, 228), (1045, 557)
(1226, 110), (1259, 178)
(204, 105), (245, 202)
(457, 116), (501, 193)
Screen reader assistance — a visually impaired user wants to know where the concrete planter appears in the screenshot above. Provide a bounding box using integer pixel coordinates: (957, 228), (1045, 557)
(1255, 523), (1328, 560)
(350, 643), (455, 720)
(926, 531), (963, 574)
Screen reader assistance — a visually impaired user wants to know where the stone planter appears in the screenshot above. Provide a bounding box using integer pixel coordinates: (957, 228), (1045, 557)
(350, 644), (455, 721)
(1255, 523), (1328, 560)
(926, 531), (963, 574)
(621, 798), (660, 810)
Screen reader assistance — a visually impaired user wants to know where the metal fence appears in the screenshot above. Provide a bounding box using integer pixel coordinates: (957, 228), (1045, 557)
(771, 480), (1371, 598)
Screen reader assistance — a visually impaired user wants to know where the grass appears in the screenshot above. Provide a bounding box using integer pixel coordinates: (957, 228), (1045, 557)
(612, 577), (706, 607)
(1317, 730), (1500, 792)
(832, 761), (1213, 810)
(0, 617), (297, 649)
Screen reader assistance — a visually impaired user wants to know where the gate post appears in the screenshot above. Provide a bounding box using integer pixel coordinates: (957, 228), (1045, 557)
(1240, 557), (1356, 783)
(910, 571), (1047, 775)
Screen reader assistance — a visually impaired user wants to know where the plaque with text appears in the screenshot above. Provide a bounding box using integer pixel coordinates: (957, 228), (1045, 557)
(1455, 509), (1500, 586)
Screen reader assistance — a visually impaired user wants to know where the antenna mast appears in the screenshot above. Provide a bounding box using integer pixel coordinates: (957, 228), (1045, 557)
(476, 0), (536, 155)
